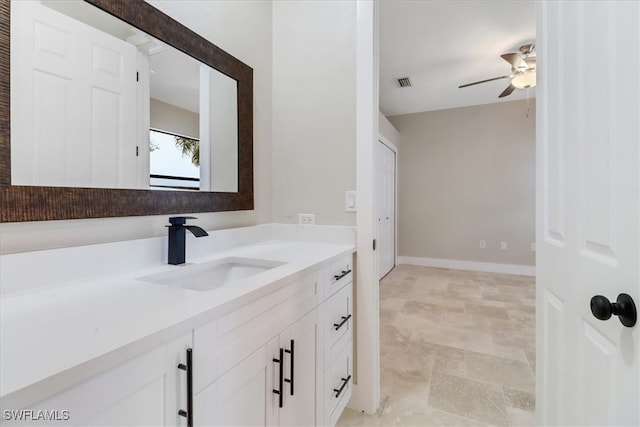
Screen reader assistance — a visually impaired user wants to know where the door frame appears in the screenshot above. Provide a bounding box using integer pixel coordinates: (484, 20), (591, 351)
(351, 0), (380, 415)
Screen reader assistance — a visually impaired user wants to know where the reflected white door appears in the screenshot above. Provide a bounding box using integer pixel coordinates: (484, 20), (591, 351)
(11, 1), (137, 189)
(537, 1), (639, 425)
(377, 140), (396, 279)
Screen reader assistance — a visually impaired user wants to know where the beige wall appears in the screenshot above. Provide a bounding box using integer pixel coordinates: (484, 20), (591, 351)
(1, 1), (273, 254)
(389, 99), (536, 266)
(150, 98), (199, 138)
(271, 1), (356, 226)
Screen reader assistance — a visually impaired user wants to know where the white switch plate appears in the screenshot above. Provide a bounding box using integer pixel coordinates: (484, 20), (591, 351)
(345, 191), (356, 212)
(298, 213), (315, 225)
(531, 242), (536, 252)
(479, 240), (486, 249)
(500, 241), (507, 250)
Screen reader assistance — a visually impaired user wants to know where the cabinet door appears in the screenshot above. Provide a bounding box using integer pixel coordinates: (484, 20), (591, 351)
(165, 332), (193, 427)
(194, 338), (278, 426)
(278, 310), (318, 427)
(79, 379), (165, 427)
(7, 347), (166, 427)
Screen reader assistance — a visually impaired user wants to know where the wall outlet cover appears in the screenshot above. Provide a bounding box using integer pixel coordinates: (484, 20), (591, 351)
(479, 240), (486, 249)
(500, 241), (507, 250)
(298, 213), (315, 225)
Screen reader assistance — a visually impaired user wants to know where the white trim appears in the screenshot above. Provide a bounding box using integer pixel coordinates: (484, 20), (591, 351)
(397, 256), (536, 276)
(350, 0), (380, 416)
(377, 134), (398, 153)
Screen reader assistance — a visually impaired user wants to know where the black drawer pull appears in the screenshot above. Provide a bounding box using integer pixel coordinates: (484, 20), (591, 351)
(177, 348), (193, 427)
(273, 348), (284, 408)
(333, 375), (352, 398)
(333, 269), (352, 281)
(284, 339), (295, 396)
(333, 314), (352, 331)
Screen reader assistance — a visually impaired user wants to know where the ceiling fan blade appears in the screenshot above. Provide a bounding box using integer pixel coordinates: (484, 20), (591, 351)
(501, 53), (526, 69)
(458, 75), (511, 88)
(498, 83), (516, 98)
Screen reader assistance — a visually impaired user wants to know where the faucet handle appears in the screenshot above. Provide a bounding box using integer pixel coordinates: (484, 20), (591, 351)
(169, 216), (198, 226)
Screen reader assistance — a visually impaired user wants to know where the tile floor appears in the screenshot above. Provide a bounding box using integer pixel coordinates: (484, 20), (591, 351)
(337, 264), (536, 426)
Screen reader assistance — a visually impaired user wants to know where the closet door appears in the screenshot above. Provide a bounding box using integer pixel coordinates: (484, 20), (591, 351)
(377, 140), (396, 279)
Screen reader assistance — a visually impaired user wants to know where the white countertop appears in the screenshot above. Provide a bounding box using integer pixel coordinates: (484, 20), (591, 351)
(0, 240), (354, 409)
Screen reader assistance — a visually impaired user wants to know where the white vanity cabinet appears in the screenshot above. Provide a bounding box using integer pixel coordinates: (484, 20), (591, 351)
(3, 333), (192, 427)
(193, 310), (318, 426)
(190, 271), (321, 426)
(3, 250), (355, 427)
(320, 255), (354, 426)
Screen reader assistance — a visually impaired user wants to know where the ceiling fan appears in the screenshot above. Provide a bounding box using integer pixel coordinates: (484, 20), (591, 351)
(458, 44), (537, 98)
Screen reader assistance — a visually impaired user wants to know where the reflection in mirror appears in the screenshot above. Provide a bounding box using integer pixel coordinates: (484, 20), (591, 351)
(149, 129), (200, 190)
(10, 0), (238, 193)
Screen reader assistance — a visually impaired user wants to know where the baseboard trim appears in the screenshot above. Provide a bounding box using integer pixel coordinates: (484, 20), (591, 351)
(397, 256), (535, 276)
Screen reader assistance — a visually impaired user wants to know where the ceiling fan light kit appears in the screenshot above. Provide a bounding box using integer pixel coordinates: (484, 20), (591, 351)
(512, 69), (536, 89)
(459, 43), (537, 98)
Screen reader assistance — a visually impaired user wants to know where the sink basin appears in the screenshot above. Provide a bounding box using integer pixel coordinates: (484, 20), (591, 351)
(137, 257), (285, 292)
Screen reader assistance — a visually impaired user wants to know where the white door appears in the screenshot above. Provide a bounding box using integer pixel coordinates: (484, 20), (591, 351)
(11, 1), (138, 189)
(537, 1), (639, 425)
(377, 140), (396, 279)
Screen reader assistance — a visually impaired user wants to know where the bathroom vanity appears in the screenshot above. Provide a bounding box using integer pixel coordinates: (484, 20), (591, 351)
(0, 227), (355, 426)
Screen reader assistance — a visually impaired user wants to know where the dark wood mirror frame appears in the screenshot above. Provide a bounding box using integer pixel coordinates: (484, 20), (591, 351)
(0, 0), (253, 222)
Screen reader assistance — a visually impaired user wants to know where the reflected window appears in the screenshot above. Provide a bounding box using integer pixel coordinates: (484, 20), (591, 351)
(149, 129), (200, 190)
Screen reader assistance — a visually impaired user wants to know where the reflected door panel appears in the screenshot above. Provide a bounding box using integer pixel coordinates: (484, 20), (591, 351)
(11, 0), (137, 189)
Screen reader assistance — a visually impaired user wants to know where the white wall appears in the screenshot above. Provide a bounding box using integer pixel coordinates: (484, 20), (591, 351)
(389, 99), (536, 266)
(1, 0), (273, 254)
(271, 1), (357, 226)
(378, 111), (399, 146)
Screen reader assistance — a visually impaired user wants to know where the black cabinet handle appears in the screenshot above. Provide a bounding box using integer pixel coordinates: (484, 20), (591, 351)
(333, 375), (352, 398)
(333, 269), (352, 281)
(333, 314), (352, 331)
(273, 348), (284, 408)
(177, 348), (193, 427)
(284, 339), (295, 396)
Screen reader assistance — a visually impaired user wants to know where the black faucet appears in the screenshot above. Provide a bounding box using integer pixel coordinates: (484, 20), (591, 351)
(167, 216), (209, 265)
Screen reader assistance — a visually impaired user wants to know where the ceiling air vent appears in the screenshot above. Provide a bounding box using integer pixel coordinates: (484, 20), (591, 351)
(397, 77), (412, 88)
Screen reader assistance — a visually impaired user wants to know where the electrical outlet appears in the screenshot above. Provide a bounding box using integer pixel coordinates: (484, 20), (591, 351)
(298, 213), (315, 225)
(531, 242), (536, 252)
(479, 240), (486, 249)
(500, 241), (507, 250)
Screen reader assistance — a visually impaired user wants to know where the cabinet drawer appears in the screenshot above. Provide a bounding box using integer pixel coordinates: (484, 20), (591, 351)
(323, 282), (353, 368)
(324, 340), (352, 427)
(324, 254), (353, 299)
(193, 271), (320, 393)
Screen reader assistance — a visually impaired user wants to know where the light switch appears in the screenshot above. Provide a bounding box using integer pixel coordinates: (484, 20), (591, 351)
(345, 191), (356, 212)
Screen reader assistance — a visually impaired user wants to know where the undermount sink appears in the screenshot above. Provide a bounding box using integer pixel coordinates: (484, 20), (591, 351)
(137, 257), (285, 292)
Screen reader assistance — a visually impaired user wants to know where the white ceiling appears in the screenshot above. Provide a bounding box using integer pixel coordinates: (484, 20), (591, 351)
(380, 0), (536, 117)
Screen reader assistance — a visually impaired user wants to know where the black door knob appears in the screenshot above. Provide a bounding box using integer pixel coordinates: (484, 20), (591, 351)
(590, 293), (637, 327)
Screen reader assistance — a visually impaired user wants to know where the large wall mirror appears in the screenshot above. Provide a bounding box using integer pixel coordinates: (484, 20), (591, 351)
(0, 0), (254, 222)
